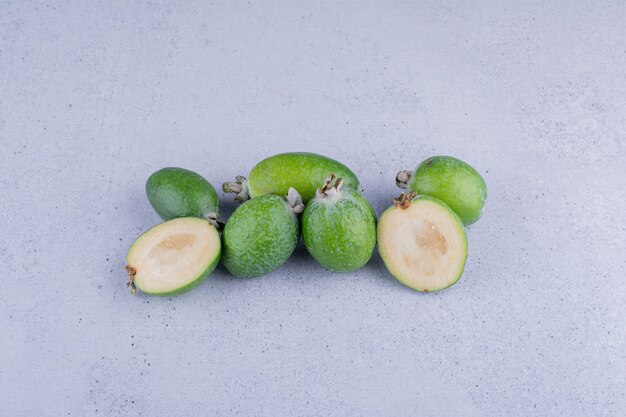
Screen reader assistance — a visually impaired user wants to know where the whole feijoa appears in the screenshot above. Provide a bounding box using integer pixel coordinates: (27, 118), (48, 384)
(223, 152), (359, 204)
(126, 217), (221, 296)
(378, 193), (467, 292)
(221, 188), (303, 278)
(396, 156), (487, 225)
(302, 175), (376, 272)
(146, 167), (219, 222)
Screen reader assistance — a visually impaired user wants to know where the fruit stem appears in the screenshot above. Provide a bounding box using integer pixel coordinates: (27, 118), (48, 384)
(125, 265), (137, 295)
(203, 212), (220, 229)
(286, 187), (305, 214)
(222, 176), (250, 203)
(396, 170), (412, 189)
(393, 192), (416, 210)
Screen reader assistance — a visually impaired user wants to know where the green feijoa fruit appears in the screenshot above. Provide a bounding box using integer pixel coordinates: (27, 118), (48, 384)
(223, 152), (359, 204)
(302, 175), (376, 272)
(221, 189), (303, 278)
(146, 167), (219, 222)
(377, 193), (467, 292)
(396, 156), (487, 225)
(126, 217), (221, 296)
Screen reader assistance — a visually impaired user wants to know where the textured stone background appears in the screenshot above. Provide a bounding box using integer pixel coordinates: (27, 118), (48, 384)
(1, 1), (625, 416)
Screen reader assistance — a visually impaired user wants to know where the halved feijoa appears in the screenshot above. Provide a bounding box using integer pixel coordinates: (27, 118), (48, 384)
(146, 167), (219, 222)
(126, 217), (221, 296)
(397, 156), (487, 225)
(377, 193), (467, 292)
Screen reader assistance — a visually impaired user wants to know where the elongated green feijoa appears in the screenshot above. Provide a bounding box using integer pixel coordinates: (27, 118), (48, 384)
(223, 152), (359, 203)
(146, 167), (219, 221)
(221, 189), (303, 278)
(396, 156), (487, 225)
(126, 217), (221, 296)
(378, 193), (467, 292)
(302, 175), (376, 272)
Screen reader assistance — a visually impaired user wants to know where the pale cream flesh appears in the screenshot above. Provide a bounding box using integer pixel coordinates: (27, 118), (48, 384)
(378, 199), (466, 291)
(127, 217), (220, 293)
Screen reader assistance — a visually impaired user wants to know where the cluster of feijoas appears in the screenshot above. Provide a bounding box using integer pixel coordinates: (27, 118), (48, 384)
(125, 153), (486, 296)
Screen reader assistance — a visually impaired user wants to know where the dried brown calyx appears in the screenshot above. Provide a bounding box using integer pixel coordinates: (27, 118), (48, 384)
(393, 191), (417, 210)
(125, 265), (137, 295)
(317, 173), (344, 199)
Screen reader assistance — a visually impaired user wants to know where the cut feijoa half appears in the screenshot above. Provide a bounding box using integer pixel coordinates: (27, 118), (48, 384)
(377, 193), (467, 292)
(126, 217), (221, 296)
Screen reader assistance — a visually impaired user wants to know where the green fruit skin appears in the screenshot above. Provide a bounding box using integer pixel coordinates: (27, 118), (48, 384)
(247, 153), (360, 203)
(302, 188), (376, 272)
(222, 195), (299, 278)
(378, 195), (467, 292)
(146, 167), (219, 220)
(126, 220), (221, 296)
(406, 156), (487, 226)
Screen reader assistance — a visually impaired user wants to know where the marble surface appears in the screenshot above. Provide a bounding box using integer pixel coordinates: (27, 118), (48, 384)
(1, 1), (624, 416)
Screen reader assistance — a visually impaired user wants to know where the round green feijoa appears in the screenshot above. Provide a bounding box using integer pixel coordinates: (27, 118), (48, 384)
(146, 167), (219, 222)
(396, 156), (487, 225)
(223, 152), (359, 204)
(377, 193), (467, 292)
(126, 217), (221, 296)
(302, 175), (376, 272)
(221, 189), (303, 278)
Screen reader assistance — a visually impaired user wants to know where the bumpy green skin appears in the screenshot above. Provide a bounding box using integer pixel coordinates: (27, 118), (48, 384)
(248, 153), (360, 203)
(378, 195), (467, 292)
(146, 167), (219, 220)
(406, 156), (487, 225)
(302, 188), (376, 272)
(222, 195), (299, 278)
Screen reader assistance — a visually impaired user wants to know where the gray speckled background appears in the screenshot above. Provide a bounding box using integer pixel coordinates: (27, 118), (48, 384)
(1, 1), (625, 416)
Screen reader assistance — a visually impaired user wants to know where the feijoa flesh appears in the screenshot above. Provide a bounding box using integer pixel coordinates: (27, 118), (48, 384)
(302, 175), (376, 272)
(223, 152), (359, 203)
(147, 167), (219, 222)
(126, 217), (221, 296)
(221, 189), (303, 278)
(397, 156), (487, 225)
(378, 193), (467, 292)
